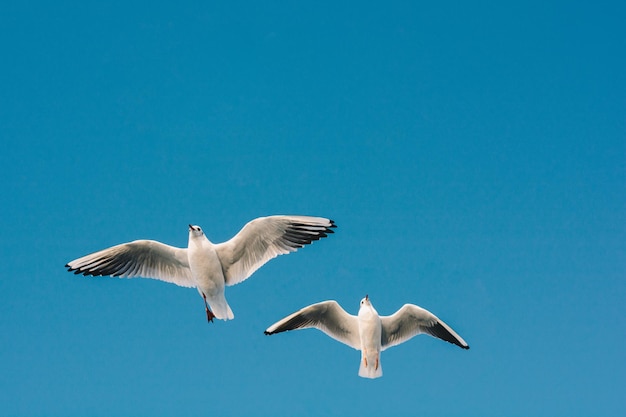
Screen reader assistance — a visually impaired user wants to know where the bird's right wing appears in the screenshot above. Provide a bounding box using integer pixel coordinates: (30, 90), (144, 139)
(380, 304), (469, 350)
(264, 300), (361, 350)
(215, 215), (336, 286)
(65, 240), (195, 287)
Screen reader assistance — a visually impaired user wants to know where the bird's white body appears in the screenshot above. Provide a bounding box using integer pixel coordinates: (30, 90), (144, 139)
(357, 298), (383, 378)
(66, 215), (336, 322)
(187, 228), (233, 319)
(265, 296), (469, 378)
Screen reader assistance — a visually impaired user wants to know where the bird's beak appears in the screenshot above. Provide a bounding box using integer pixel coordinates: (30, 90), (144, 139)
(188, 224), (193, 230)
(365, 294), (369, 300)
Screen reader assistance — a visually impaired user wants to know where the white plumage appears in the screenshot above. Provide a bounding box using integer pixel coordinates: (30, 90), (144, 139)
(66, 215), (336, 322)
(265, 295), (469, 378)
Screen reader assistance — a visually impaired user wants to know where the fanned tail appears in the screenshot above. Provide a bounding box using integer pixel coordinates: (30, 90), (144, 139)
(209, 298), (235, 320)
(214, 304), (234, 320)
(358, 354), (383, 379)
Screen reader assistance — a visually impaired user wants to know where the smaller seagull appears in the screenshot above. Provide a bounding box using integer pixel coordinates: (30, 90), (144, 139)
(264, 295), (469, 378)
(66, 215), (336, 323)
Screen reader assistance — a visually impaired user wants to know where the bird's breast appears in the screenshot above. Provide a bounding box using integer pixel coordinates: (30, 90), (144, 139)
(187, 243), (225, 293)
(358, 313), (382, 351)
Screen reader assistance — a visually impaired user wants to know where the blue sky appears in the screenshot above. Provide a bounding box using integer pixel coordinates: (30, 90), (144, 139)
(1, 1), (624, 416)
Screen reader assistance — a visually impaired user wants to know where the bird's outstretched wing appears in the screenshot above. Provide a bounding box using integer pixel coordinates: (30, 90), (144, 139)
(264, 300), (360, 349)
(214, 215), (336, 286)
(66, 240), (194, 287)
(380, 304), (469, 350)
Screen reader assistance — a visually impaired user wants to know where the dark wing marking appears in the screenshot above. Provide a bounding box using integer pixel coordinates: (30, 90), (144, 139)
(65, 240), (194, 287)
(380, 304), (469, 350)
(214, 215), (336, 286)
(264, 300), (360, 349)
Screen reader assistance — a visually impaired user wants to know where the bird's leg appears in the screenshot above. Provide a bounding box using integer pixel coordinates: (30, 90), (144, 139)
(363, 348), (368, 367)
(205, 307), (215, 323)
(202, 292), (215, 323)
(375, 355), (379, 370)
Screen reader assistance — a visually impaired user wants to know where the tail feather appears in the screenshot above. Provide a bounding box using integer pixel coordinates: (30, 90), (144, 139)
(358, 354), (383, 379)
(210, 298), (235, 320)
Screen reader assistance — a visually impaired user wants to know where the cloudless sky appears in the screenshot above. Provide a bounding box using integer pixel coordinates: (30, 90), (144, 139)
(1, 1), (624, 416)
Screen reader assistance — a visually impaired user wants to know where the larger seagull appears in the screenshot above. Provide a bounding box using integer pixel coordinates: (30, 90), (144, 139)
(264, 295), (469, 378)
(66, 215), (336, 322)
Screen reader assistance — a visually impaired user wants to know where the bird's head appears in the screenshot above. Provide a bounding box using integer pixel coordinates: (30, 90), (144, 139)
(188, 224), (204, 238)
(358, 294), (378, 317)
(360, 294), (371, 307)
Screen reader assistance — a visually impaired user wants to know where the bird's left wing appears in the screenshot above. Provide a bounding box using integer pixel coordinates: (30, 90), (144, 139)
(264, 300), (361, 350)
(380, 304), (469, 350)
(66, 240), (194, 287)
(214, 215), (336, 286)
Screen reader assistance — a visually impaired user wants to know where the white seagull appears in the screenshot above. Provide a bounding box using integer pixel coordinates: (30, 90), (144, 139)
(264, 295), (469, 378)
(66, 215), (336, 322)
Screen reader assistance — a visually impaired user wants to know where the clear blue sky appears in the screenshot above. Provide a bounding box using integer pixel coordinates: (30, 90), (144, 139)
(1, 2), (624, 416)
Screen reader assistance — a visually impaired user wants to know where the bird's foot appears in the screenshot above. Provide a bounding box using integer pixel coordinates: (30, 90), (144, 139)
(205, 307), (216, 323)
(375, 357), (379, 370)
(202, 292), (215, 323)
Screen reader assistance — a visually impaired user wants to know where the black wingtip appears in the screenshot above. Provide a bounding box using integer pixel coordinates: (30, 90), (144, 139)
(264, 331), (272, 335)
(462, 345), (470, 350)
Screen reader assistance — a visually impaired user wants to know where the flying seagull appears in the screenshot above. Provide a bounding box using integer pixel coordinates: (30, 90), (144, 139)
(264, 295), (469, 378)
(66, 215), (336, 322)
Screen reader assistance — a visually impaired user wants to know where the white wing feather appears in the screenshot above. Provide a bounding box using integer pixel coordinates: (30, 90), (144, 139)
(66, 240), (195, 288)
(380, 304), (469, 350)
(215, 215), (335, 286)
(264, 300), (361, 350)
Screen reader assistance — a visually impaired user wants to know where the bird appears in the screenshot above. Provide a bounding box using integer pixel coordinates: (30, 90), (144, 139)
(264, 295), (469, 378)
(66, 215), (336, 322)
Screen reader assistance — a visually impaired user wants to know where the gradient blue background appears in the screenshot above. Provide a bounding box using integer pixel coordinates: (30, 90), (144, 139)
(1, 2), (624, 416)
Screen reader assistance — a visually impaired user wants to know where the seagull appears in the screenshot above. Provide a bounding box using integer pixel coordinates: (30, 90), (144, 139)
(66, 215), (336, 322)
(264, 295), (469, 378)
